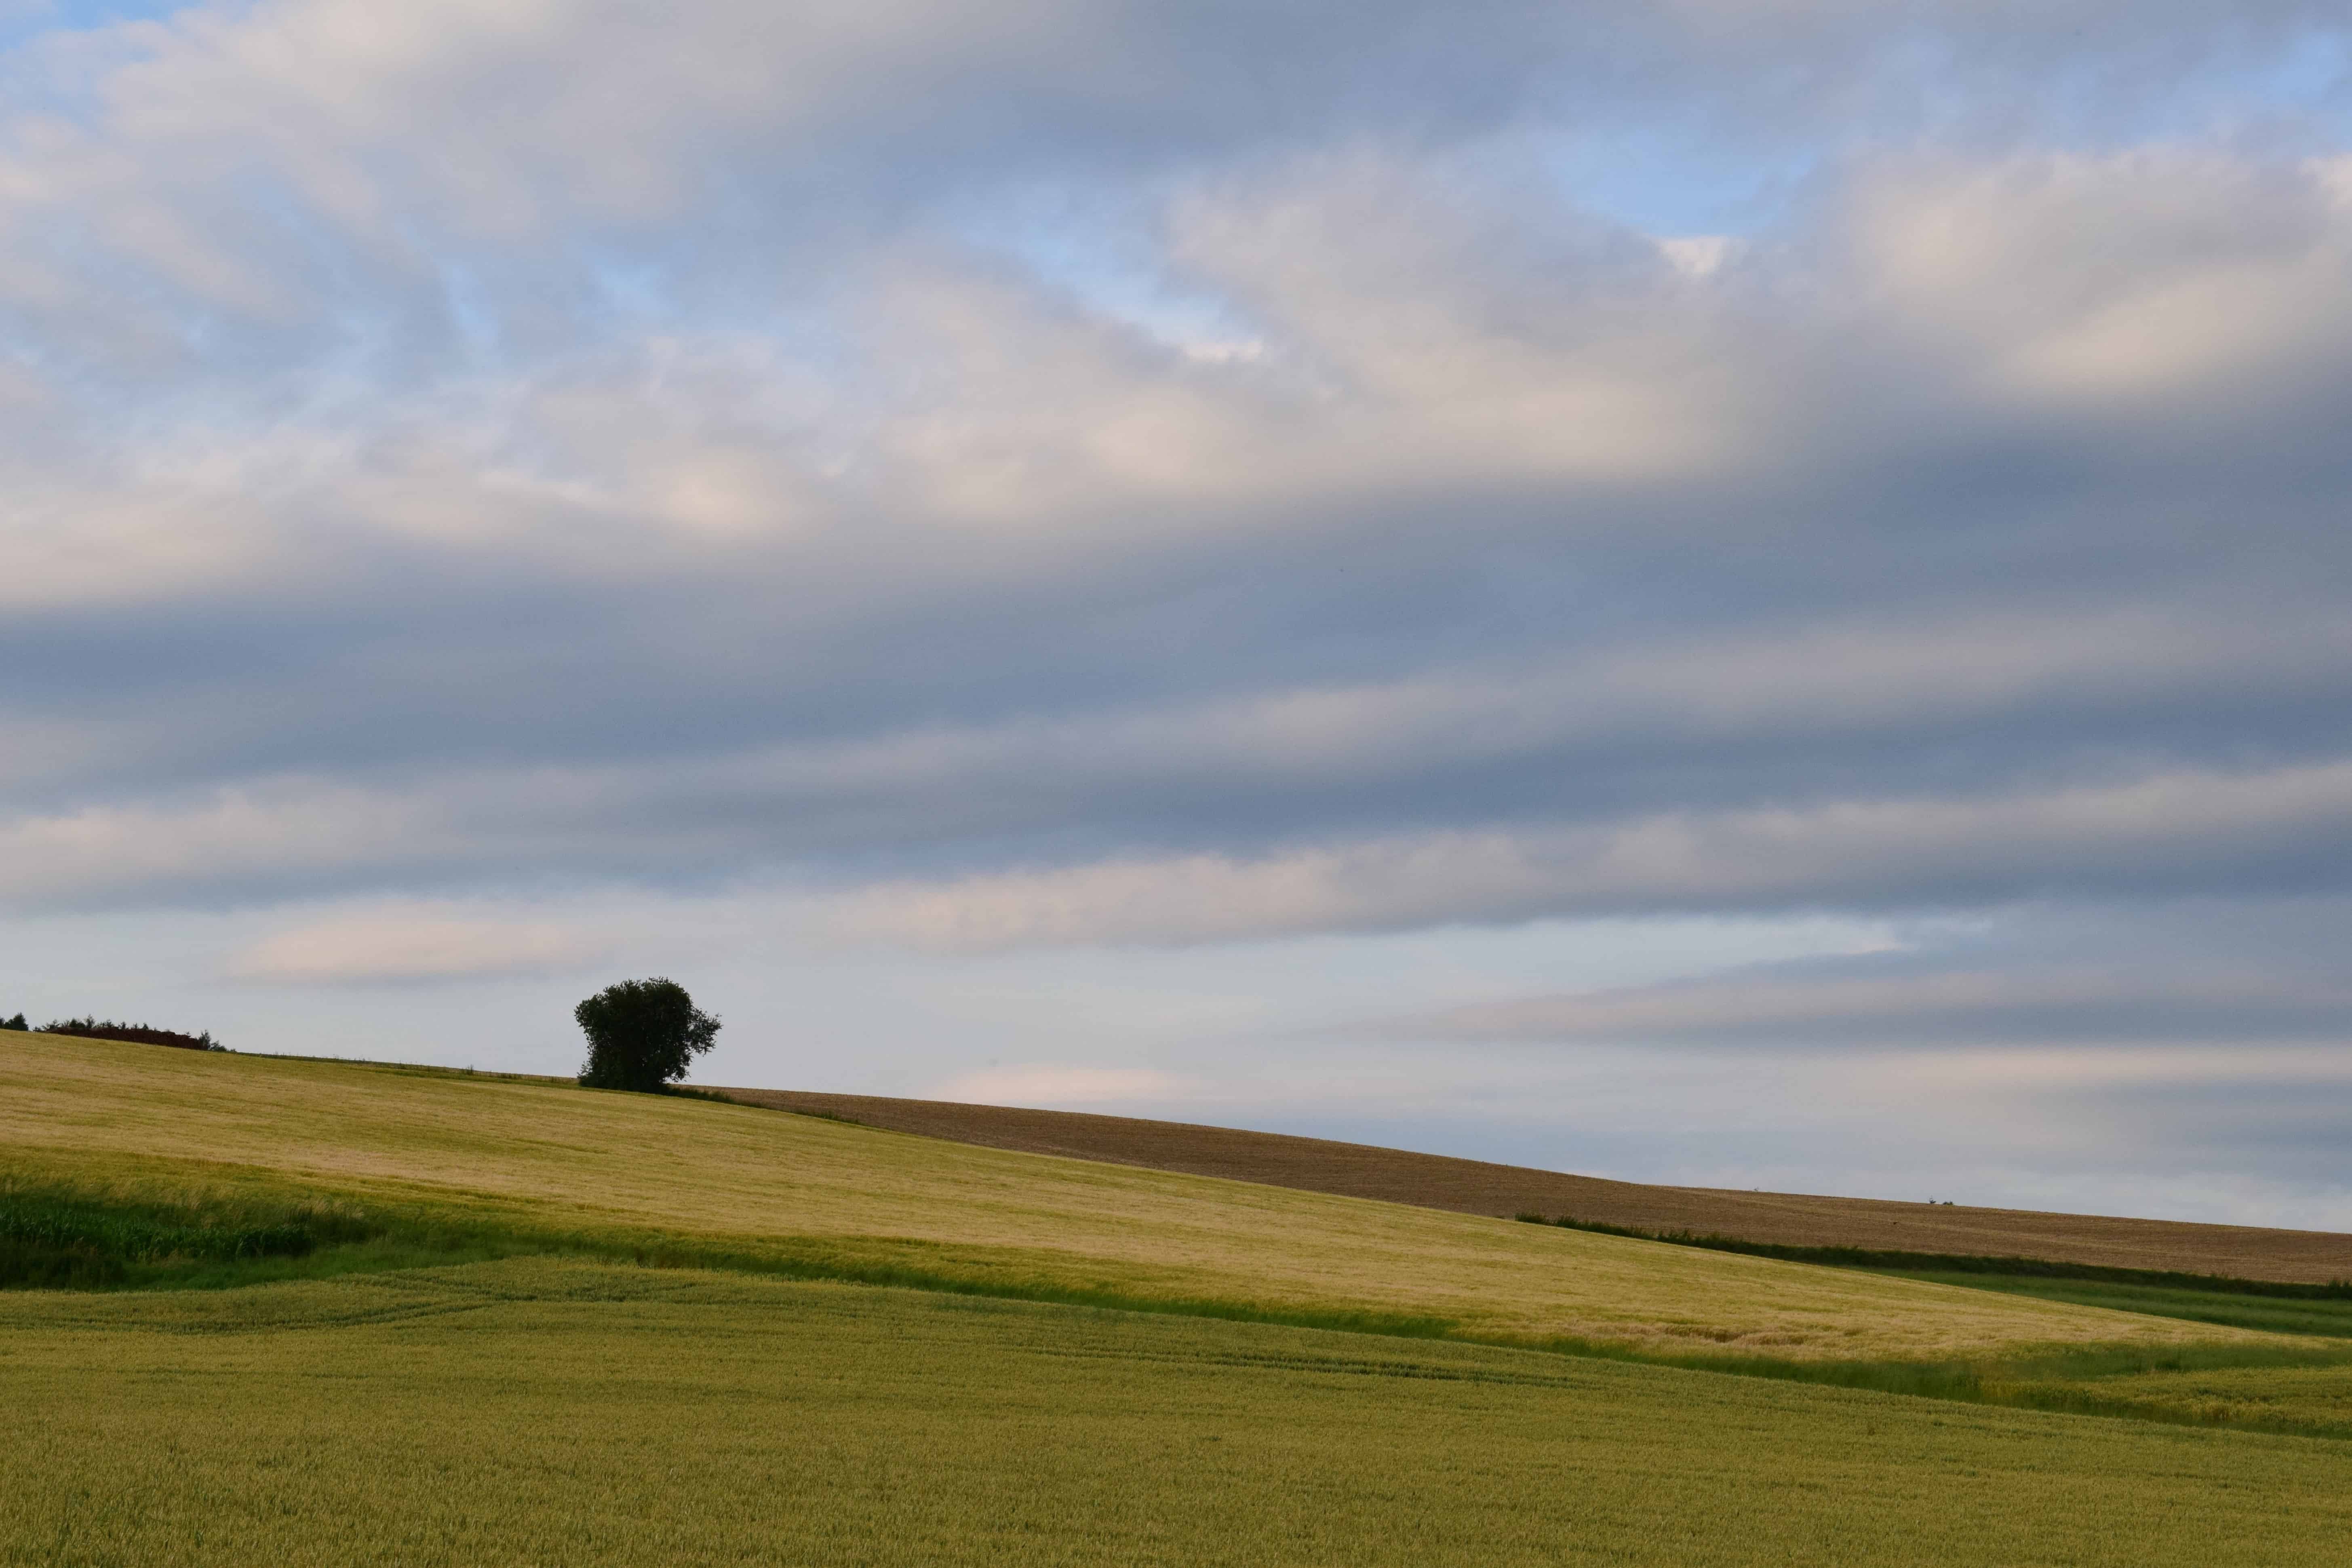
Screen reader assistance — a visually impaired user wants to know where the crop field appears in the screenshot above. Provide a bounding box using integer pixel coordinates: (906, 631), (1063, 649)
(10, 1029), (2352, 1566)
(1880, 1271), (2352, 1340)
(0, 1032), (2264, 1361)
(6, 1256), (2352, 1568)
(719, 1088), (2352, 1282)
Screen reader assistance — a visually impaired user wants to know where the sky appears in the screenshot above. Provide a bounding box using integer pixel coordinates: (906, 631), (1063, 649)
(6, 0), (2352, 1228)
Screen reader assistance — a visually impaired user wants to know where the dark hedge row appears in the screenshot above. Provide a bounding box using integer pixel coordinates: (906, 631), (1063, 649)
(2, 1015), (224, 1051)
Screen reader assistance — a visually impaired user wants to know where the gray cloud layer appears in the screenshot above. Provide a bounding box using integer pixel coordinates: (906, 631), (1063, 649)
(1378, 966), (2352, 1047)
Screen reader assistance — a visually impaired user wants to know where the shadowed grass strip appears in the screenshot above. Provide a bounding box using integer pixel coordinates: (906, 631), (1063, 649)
(0, 1183), (378, 1288)
(1499, 1332), (2352, 1441)
(1515, 1213), (2352, 1299)
(1870, 1270), (2352, 1340)
(0, 1176), (1458, 1340)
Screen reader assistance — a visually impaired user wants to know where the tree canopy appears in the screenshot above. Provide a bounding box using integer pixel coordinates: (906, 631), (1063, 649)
(574, 978), (720, 1093)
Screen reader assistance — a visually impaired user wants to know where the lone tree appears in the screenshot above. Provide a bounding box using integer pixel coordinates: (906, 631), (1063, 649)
(574, 978), (720, 1093)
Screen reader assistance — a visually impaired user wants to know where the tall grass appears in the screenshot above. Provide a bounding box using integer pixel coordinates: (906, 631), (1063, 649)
(0, 1181), (375, 1288)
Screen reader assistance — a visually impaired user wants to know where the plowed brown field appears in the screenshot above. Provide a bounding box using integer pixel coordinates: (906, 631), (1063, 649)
(714, 1088), (2352, 1283)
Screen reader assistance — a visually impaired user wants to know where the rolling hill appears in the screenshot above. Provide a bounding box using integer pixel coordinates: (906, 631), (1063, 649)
(716, 1087), (2352, 1283)
(11, 1028), (2352, 1566)
(0, 1030), (2271, 1359)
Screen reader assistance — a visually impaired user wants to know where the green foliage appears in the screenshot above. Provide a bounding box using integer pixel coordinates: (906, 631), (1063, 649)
(0, 1013), (25, 1031)
(0, 1175), (588, 1294)
(573, 977), (719, 1092)
(37, 1016), (223, 1051)
(0, 1184), (370, 1288)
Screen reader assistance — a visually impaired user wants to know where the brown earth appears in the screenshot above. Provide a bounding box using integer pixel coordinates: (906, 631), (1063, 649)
(713, 1087), (2352, 1284)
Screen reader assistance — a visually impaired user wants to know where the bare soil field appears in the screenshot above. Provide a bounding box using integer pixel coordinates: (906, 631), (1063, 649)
(715, 1089), (2352, 1283)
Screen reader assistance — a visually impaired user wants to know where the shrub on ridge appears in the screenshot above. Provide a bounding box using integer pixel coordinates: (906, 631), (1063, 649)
(575, 978), (720, 1094)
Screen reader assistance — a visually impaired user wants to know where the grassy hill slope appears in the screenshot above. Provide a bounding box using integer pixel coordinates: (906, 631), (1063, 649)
(12, 1033), (2352, 1566)
(719, 1088), (2352, 1282)
(0, 1031), (2265, 1361)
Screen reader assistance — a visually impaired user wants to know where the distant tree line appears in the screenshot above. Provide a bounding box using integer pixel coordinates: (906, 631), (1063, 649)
(0, 1014), (224, 1051)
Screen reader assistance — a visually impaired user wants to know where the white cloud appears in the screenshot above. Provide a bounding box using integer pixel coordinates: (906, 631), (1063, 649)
(230, 908), (613, 983)
(1850, 150), (2352, 405)
(0, 782), (443, 904)
(926, 1063), (1188, 1107)
(1657, 234), (1733, 277)
(1163, 153), (1758, 485)
(0, 468), (288, 611)
(1378, 967), (2352, 1045)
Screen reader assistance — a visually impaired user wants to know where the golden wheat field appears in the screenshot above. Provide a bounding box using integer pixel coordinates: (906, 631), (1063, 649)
(0, 1031), (2272, 1360)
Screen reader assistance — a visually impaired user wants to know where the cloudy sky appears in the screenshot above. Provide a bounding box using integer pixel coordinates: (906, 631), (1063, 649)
(7, 0), (2352, 1227)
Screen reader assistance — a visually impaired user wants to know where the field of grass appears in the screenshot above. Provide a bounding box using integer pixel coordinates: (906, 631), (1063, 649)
(722, 1087), (2352, 1282)
(11, 1031), (2352, 1564)
(2026, 1357), (2352, 1436)
(1884, 1271), (2352, 1340)
(6, 1256), (2352, 1568)
(0, 1031), (2262, 1362)
(1499, 1213), (2352, 1344)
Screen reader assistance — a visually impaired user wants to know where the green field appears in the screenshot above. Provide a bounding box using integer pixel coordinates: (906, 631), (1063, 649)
(1518, 1212), (2352, 1341)
(6, 1256), (2352, 1568)
(8, 1030), (2352, 1566)
(0, 1032), (2256, 1361)
(1884, 1271), (2352, 1339)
